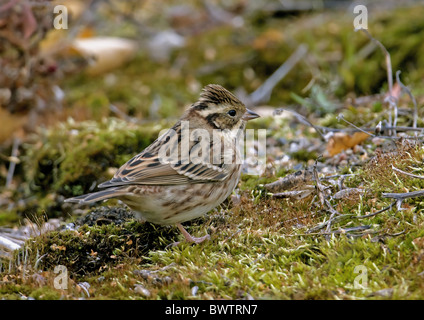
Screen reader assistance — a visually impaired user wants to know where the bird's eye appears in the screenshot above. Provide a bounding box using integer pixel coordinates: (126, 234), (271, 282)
(228, 110), (236, 117)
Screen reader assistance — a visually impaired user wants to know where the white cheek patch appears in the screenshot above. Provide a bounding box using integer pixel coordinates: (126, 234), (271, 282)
(196, 109), (210, 118)
(196, 104), (224, 118)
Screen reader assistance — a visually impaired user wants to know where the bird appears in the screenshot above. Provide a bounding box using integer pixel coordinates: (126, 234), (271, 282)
(65, 84), (260, 244)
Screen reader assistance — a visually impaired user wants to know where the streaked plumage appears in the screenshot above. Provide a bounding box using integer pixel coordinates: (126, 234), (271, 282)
(65, 84), (259, 243)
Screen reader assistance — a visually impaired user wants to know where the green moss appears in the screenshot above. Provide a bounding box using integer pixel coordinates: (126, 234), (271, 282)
(0, 209), (20, 226)
(290, 149), (318, 162)
(23, 211), (179, 275)
(3, 187), (424, 300)
(362, 141), (424, 194)
(29, 287), (63, 300)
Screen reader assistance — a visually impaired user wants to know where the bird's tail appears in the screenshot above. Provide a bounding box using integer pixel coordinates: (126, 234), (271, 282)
(64, 187), (129, 204)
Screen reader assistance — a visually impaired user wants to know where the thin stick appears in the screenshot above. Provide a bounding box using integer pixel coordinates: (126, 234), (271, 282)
(312, 156), (326, 206)
(334, 114), (422, 142)
(396, 70), (418, 129)
(324, 200), (340, 239)
(321, 174), (354, 180)
(382, 190), (424, 201)
(360, 29), (393, 98)
(307, 214), (354, 233)
(275, 112), (424, 142)
(354, 201), (396, 219)
(250, 44), (308, 105)
(315, 125), (423, 133)
(337, 114), (375, 137)
(297, 225), (373, 237)
(360, 29), (397, 134)
(391, 165), (424, 180)
(274, 108), (326, 140)
(6, 137), (20, 188)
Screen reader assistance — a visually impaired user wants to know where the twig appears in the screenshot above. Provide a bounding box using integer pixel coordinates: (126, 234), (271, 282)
(396, 70), (418, 129)
(307, 214), (354, 233)
(371, 229), (405, 242)
(225, 228), (242, 241)
(271, 189), (314, 200)
(382, 190), (424, 200)
(324, 199), (341, 216)
(391, 165), (424, 180)
(306, 225), (373, 237)
(359, 29), (393, 98)
(6, 137), (20, 188)
(287, 229), (378, 237)
(354, 201), (396, 219)
(323, 199), (341, 239)
(249, 44), (308, 106)
(308, 199), (396, 234)
(360, 29), (397, 134)
(274, 108), (326, 140)
(275, 111), (424, 142)
(334, 114), (423, 143)
(264, 169), (314, 193)
(312, 156), (326, 206)
(320, 174), (354, 180)
(336, 114), (375, 137)
(315, 125), (424, 134)
(382, 190), (424, 211)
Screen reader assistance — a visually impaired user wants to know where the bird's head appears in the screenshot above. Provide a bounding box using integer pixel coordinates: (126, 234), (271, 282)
(190, 84), (259, 131)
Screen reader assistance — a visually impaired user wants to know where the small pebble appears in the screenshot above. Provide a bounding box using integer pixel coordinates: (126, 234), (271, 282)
(163, 276), (173, 285)
(134, 284), (151, 297)
(191, 285), (199, 296)
(133, 269), (151, 280)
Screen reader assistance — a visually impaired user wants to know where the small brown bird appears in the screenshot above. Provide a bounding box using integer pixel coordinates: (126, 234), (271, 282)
(65, 84), (259, 244)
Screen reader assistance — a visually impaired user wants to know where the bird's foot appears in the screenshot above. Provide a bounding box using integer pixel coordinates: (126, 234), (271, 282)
(167, 223), (210, 247)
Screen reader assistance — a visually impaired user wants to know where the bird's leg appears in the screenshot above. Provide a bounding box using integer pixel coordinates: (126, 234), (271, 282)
(175, 223), (210, 244)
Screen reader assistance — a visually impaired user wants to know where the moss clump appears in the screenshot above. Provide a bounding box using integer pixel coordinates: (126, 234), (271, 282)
(29, 287), (63, 300)
(289, 149), (318, 163)
(0, 209), (20, 226)
(362, 140), (424, 194)
(24, 207), (179, 275)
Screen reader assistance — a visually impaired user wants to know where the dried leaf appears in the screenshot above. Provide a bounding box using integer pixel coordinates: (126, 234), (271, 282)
(326, 132), (370, 156)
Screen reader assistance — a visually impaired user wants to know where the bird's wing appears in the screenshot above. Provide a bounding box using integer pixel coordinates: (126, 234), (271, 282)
(98, 127), (235, 188)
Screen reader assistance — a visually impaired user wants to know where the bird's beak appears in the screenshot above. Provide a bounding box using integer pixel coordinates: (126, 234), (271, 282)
(242, 108), (260, 121)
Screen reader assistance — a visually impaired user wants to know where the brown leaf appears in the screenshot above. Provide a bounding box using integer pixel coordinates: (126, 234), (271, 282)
(326, 132), (370, 156)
